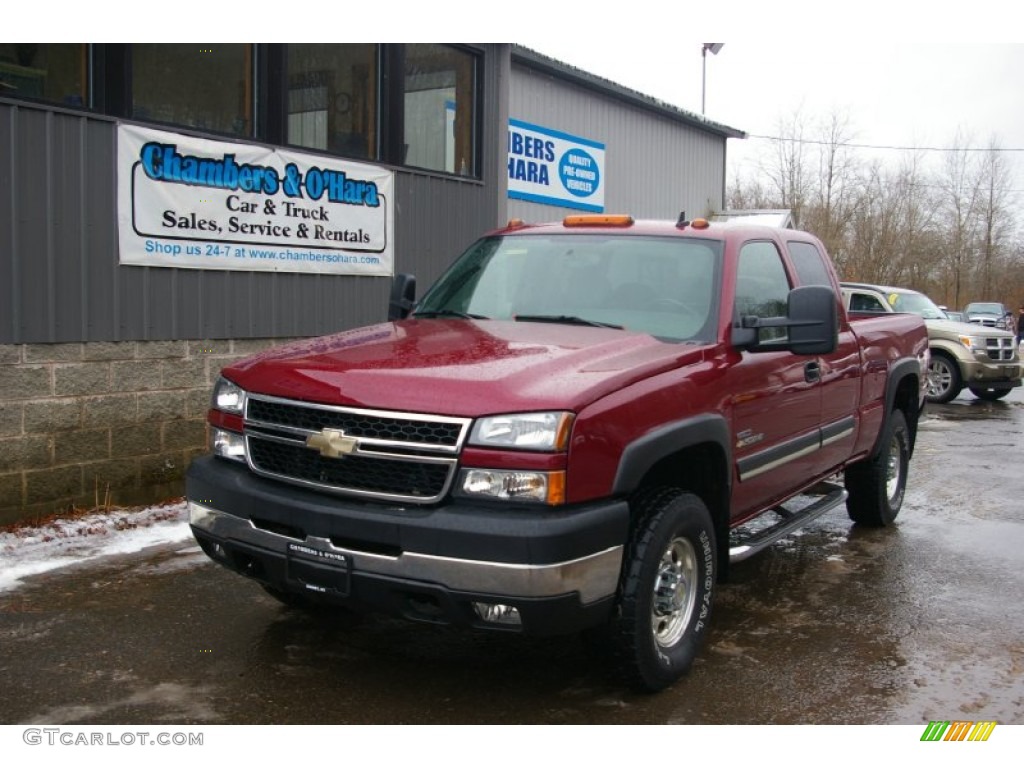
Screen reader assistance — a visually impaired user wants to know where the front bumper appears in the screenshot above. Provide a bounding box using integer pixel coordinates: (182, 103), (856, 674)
(961, 359), (1022, 387)
(186, 456), (628, 635)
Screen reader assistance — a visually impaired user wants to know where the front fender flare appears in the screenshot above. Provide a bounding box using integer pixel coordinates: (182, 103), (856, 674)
(612, 413), (732, 498)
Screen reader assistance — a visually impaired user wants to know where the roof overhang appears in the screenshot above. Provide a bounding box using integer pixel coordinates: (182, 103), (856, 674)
(511, 45), (747, 141)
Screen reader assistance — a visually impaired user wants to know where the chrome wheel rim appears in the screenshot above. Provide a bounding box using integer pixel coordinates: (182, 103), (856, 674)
(886, 433), (903, 501)
(651, 536), (698, 647)
(927, 360), (952, 398)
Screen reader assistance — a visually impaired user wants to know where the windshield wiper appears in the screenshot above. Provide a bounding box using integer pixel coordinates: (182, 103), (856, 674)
(514, 314), (624, 329)
(413, 309), (491, 320)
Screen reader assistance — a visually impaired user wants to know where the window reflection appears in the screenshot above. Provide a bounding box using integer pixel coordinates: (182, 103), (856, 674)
(404, 44), (476, 175)
(131, 44), (252, 136)
(0, 44), (87, 107)
(286, 44), (378, 159)
(3, 43), (481, 178)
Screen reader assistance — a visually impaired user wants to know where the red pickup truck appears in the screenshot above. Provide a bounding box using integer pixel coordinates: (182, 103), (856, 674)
(186, 215), (929, 691)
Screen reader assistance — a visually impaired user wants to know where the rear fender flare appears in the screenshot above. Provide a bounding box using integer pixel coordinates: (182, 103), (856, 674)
(874, 358), (922, 460)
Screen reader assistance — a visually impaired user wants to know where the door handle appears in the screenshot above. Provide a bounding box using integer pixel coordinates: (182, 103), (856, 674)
(804, 360), (821, 383)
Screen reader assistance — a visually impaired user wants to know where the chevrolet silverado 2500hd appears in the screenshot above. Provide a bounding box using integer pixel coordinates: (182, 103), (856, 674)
(186, 215), (929, 691)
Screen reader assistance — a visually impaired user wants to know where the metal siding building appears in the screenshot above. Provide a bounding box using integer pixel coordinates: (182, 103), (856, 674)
(508, 47), (742, 223)
(0, 47), (507, 345)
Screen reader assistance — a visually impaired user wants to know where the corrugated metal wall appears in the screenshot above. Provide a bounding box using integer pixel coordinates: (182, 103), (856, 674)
(0, 44), (507, 345)
(508, 64), (729, 223)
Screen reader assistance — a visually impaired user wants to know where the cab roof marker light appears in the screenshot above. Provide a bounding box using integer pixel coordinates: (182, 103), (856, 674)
(506, 218), (527, 229)
(677, 217), (710, 230)
(563, 214), (634, 228)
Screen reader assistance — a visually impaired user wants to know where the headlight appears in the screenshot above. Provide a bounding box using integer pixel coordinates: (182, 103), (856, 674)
(459, 469), (565, 504)
(469, 412), (573, 450)
(212, 376), (247, 414)
(957, 334), (987, 353)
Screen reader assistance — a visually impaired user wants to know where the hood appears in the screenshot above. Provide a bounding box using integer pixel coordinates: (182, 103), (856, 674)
(223, 319), (706, 416)
(965, 310), (1003, 319)
(927, 318), (1014, 338)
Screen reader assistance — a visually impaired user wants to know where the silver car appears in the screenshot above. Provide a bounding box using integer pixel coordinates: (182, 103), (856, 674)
(964, 301), (1015, 332)
(842, 283), (1022, 403)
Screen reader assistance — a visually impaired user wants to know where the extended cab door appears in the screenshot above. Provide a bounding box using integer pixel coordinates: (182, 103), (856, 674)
(728, 240), (827, 520)
(786, 240), (861, 474)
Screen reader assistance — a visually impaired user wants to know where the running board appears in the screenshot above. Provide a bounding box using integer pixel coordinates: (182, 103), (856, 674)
(728, 481), (848, 563)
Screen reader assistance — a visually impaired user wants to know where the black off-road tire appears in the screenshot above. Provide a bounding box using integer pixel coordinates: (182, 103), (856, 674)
(613, 488), (717, 692)
(844, 409), (909, 526)
(969, 386), (1012, 401)
(926, 353), (962, 403)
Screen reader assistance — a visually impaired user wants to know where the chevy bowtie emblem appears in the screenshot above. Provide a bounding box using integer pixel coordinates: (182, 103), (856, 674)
(305, 428), (358, 458)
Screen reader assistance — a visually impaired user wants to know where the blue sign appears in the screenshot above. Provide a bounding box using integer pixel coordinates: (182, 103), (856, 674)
(507, 119), (605, 212)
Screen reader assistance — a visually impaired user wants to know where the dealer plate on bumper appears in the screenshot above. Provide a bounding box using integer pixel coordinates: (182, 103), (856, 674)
(286, 542), (350, 596)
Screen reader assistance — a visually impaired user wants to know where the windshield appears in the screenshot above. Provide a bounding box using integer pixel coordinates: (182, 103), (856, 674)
(965, 302), (1004, 315)
(885, 290), (946, 319)
(414, 234), (723, 343)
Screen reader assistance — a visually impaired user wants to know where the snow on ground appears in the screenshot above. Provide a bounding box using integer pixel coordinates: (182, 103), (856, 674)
(0, 499), (190, 593)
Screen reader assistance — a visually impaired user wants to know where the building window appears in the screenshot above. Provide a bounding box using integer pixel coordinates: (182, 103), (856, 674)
(131, 44), (253, 136)
(2, 43), (483, 179)
(286, 44), (378, 160)
(0, 44), (88, 107)
(403, 44), (477, 175)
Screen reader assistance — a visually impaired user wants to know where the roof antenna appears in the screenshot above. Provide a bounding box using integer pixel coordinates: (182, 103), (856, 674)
(676, 211), (689, 228)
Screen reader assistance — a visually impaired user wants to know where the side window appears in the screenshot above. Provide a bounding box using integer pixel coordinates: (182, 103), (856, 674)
(787, 241), (833, 287)
(735, 241), (791, 341)
(850, 292), (887, 312)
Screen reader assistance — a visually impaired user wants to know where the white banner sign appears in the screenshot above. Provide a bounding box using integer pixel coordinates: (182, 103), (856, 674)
(117, 124), (394, 275)
(507, 119), (605, 212)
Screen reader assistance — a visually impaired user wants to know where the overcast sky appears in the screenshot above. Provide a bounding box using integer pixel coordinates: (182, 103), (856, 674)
(518, 38), (1024, 200)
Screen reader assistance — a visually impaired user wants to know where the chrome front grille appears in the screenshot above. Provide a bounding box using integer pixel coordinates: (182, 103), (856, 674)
(243, 394), (470, 504)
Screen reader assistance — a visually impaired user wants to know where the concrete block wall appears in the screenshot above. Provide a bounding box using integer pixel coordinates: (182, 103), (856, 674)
(0, 338), (299, 526)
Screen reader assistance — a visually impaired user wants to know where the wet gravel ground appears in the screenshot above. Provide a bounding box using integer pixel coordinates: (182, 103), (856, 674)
(1, 389), (1022, 725)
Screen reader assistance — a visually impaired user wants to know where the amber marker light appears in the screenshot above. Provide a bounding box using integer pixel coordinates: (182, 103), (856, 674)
(563, 214), (634, 227)
(690, 218), (710, 229)
(547, 470), (567, 505)
(554, 412), (575, 451)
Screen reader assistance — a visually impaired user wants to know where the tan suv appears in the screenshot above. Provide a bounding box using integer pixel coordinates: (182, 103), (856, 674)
(841, 282), (1021, 403)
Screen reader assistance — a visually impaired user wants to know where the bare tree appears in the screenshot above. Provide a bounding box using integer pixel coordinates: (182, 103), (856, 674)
(726, 108), (1024, 303)
(802, 111), (860, 262)
(759, 107), (812, 225)
(937, 131), (982, 309)
(974, 137), (1015, 301)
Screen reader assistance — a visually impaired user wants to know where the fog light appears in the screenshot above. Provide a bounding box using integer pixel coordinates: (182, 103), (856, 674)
(472, 602), (522, 626)
(212, 428), (246, 461)
(460, 469), (565, 504)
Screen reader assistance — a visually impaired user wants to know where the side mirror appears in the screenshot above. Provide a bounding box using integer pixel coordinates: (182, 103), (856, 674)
(388, 273), (416, 320)
(732, 285), (838, 355)
(788, 285), (838, 355)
